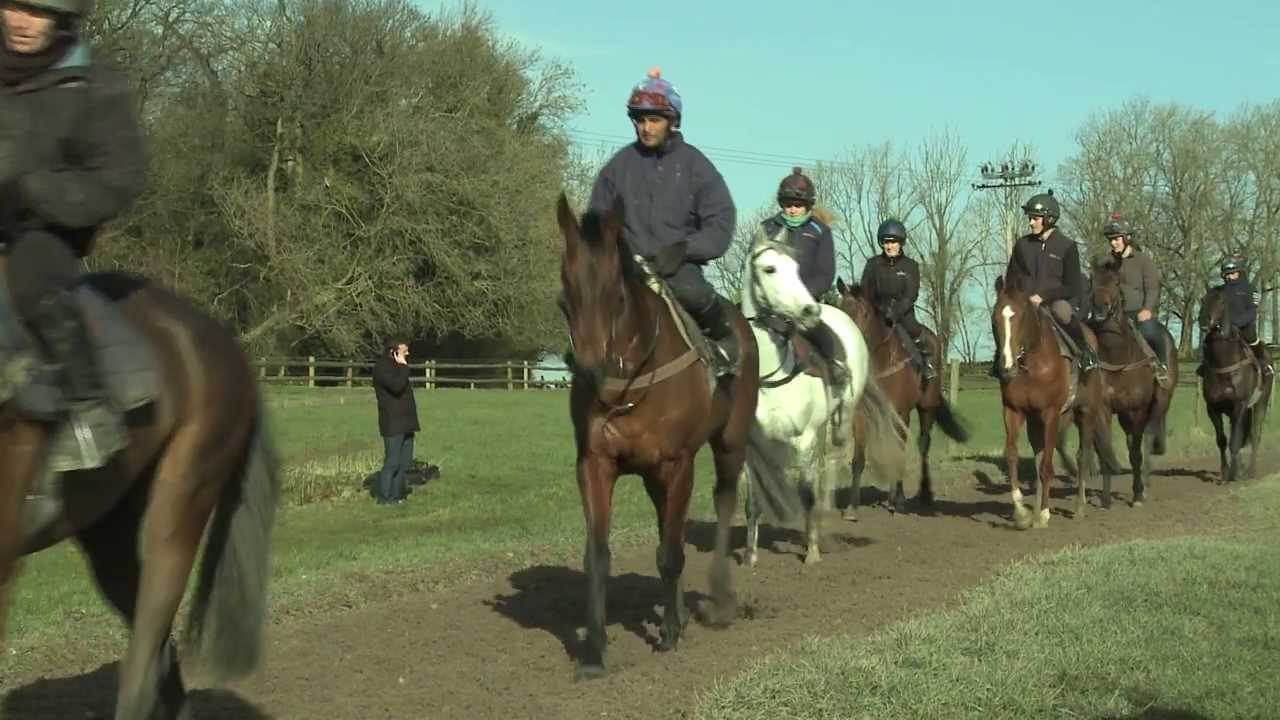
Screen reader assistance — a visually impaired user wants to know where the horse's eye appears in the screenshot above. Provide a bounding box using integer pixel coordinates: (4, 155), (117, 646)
(763, 266), (777, 275)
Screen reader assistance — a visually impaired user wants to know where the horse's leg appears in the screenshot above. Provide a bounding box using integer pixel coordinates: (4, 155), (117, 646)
(705, 441), (742, 626)
(742, 464), (761, 568)
(1035, 411), (1059, 528)
(1228, 407), (1248, 484)
(0, 425), (44, 647)
(842, 415), (867, 522)
(77, 491), (188, 720)
(1126, 411), (1148, 506)
(1208, 409), (1228, 483)
(916, 407), (936, 506)
(1003, 406), (1031, 529)
(116, 436), (232, 720)
(1072, 411), (1094, 520)
(576, 452), (617, 680)
(1026, 415), (1046, 503)
(889, 412), (911, 514)
(648, 455), (694, 652)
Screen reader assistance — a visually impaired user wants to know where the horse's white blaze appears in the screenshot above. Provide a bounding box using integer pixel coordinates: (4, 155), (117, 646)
(1001, 305), (1016, 369)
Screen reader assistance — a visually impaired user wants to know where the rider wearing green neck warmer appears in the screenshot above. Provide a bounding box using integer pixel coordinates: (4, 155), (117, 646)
(753, 167), (845, 387)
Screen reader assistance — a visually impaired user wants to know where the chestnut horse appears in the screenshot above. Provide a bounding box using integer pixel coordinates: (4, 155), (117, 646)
(556, 195), (761, 680)
(1198, 286), (1272, 483)
(834, 278), (969, 517)
(992, 273), (1120, 528)
(0, 270), (279, 720)
(1088, 266), (1179, 507)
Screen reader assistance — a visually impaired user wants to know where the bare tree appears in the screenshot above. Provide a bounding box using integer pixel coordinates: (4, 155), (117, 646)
(909, 130), (977, 362)
(812, 143), (917, 283)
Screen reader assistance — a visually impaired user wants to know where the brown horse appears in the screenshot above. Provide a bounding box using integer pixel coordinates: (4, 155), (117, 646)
(0, 271), (279, 720)
(1198, 287), (1272, 483)
(834, 278), (969, 516)
(555, 195), (760, 681)
(992, 273), (1120, 528)
(1088, 266), (1179, 507)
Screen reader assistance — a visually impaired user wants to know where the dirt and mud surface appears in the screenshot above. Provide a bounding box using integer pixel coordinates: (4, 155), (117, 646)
(3, 450), (1269, 719)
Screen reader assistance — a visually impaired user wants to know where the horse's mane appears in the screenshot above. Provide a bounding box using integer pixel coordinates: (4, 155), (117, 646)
(577, 207), (645, 284)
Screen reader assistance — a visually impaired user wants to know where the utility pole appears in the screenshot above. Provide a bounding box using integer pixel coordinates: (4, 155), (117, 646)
(972, 160), (1041, 258)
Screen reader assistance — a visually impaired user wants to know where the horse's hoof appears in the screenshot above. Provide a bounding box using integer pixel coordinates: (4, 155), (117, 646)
(657, 635), (680, 653)
(842, 509), (859, 522)
(916, 493), (936, 507)
(803, 551), (822, 565)
(1013, 513), (1033, 531)
(575, 663), (607, 682)
(745, 552), (758, 568)
(1131, 496), (1145, 508)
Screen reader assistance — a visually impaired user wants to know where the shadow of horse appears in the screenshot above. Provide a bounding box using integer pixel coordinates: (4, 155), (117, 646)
(1105, 709), (1212, 720)
(485, 565), (716, 662)
(2, 663), (271, 719)
(1151, 466), (1217, 483)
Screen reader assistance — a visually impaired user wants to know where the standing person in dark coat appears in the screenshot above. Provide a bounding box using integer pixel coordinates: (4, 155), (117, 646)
(1, 0), (147, 467)
(372, 339), (420, 505)
(588, 66), (739, 376)
(752, 167), (846, 387)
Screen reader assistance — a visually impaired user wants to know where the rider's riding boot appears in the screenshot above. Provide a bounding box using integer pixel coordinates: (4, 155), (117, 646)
(1250, 340), (1274, 377)
(693, 296), (739, 377)
(33, 289), (126, 470)
(915, 337), (938, 380)
(1066, 319), (1099, 373)
(803, 323), (849, 390)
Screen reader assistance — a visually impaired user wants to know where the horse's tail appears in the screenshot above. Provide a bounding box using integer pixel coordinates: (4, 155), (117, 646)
(934, 397), (970, 444)
(857, 378), (910, 487)
(186, 401), (281, 683)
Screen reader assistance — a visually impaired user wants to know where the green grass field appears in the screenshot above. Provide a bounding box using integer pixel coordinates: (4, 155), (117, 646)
(695, 476), (1280, 720)
(3, 381), (1275, 685)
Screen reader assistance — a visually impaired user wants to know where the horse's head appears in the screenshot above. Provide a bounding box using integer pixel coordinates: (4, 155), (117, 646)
(556, 193), (631, 376)
(834, 277), (878, 335)
(1198, 285), (1233, 342)
(1089, 263), (1124, 324)
(746, 240), (821, 331)
(992, 273), (1038, 376)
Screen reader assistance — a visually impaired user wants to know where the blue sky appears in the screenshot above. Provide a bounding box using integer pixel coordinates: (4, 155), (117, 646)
(474, 0), (1279, 217)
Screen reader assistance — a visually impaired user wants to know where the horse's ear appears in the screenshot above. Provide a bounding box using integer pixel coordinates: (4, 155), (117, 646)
(556, 193), (579, 249)
(836, 277), (849, 295)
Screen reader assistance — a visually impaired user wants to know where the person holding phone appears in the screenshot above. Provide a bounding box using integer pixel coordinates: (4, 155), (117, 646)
(372, 338), (419, 504)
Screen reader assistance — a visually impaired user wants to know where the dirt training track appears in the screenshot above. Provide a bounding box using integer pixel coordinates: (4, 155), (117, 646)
(3, 451), (1270, 720)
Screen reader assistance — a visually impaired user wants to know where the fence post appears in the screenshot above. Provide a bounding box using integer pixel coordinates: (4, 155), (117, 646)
(426, 360), (435, 390)
(307, 356), (316, 388)
(258, 359), (266, 380)
(345, 364), (354, 388)
(506, 363), (513, 391)
(523, 360), (530, 390)
(947, 360), (961, 458)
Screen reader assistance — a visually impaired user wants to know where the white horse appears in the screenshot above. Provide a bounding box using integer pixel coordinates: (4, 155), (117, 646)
(740, 237), (906, 565)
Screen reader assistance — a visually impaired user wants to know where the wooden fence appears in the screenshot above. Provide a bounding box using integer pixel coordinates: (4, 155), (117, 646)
(253, 357), (1222, 393)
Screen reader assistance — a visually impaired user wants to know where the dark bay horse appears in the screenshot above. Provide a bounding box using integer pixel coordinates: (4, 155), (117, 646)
(1198, 287), (1272, 483)
(834, 278), (969, 516)
(1089, 267), (1179, 507)
(992, 273), (1120, 528)
(0, 270), (279, 720)
(555, 195), (760, 680)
